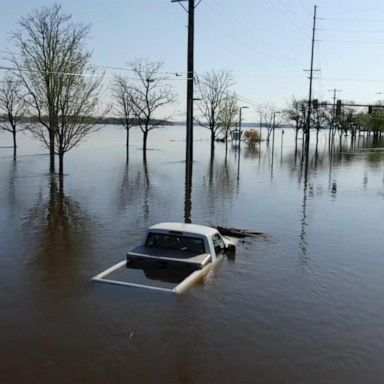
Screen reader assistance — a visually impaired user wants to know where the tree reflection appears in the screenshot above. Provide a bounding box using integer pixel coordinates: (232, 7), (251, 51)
(243, 143), (260, 159)
(6, 158), (18, 213)
(117, 155), (151, 223)
(285, 132), (383, 182)
(23, 176), (92, 279)
(202, 152), (237, 218)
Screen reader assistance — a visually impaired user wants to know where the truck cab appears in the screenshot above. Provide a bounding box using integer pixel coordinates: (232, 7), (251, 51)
(126, 222), (235, 271)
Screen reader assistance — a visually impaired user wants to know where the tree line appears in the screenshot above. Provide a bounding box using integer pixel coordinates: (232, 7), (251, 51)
(0, 4), (246, 175)
(285, 97), (384, 143)
(3, 4), (382, 176)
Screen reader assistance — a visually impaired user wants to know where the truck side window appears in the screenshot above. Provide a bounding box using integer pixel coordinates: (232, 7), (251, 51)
(212, 233), (225, 254)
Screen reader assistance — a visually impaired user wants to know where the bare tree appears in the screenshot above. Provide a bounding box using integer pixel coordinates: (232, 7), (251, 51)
(196, 70), (234, 153)
(0, 74), (28, 158)
(312, 104), (332, 143)
(284, 97), (305, 142)
(112, 75), (136, 161)
(31, 68), (102, 174)
(218, 92), (238, 153)
(257, 103), (282, 142)
(125, 59), (176, 154)
(12, 4), (102, 174)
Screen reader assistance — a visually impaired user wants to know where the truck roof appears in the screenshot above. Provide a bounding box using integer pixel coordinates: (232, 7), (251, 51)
(148, 222), (218, 237)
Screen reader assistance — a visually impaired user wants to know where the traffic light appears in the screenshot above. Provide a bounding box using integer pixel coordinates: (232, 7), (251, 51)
(336, 100), (341, 116)
(368, 105), (373, 114)
(313, 99), (318, 109)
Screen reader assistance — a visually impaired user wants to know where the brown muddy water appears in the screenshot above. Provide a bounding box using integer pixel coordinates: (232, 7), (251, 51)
(0, 125), (383, 384)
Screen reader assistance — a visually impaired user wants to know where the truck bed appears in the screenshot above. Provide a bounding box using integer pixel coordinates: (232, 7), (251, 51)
(126, 245), (212, 271)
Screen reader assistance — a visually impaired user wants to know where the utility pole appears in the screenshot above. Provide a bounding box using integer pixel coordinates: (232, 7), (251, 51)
(306, 5), (317, 145)
(173, 0), (199, 223)
(186, 0), (194, 166)
(172, 0), (196, 167)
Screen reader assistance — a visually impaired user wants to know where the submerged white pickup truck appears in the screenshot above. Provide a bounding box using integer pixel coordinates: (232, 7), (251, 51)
(92, 222), (236, 294)
(126, 222), (236, 272)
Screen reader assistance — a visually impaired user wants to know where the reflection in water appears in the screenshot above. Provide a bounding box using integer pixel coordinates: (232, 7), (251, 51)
(184, 160), (192, 223)
(141, 266), (191, 284)
(23, 176), (92, 281)
(203, 152), (237, 219)
(243, 143), (260, 159)
(271, 127), (276, 181)
(330, 180), (337, 196)
(280, 129), (284, 164)
(289, 133), (384, 262)
(6, 159), (18, 213)
(286, 131), (384, 180)
(228, 145), (240, 193)
(143, 155), (150, 220)
(299, 148), (309, 262)
(117, 155), (151, 223)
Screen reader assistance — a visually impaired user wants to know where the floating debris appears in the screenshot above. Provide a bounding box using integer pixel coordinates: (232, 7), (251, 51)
(215, 225), (265, 239)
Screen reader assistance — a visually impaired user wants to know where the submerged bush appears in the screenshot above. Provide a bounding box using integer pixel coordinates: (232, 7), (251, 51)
(244, 129), (261, 145)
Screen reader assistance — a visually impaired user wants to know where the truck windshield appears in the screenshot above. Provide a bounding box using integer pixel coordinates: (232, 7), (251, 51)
(145, 233), (206, 254)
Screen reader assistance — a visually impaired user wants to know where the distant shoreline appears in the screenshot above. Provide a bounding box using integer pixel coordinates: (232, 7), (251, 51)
(0, 115), (290, 128)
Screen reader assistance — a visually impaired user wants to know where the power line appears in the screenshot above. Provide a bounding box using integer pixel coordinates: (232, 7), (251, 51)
(319, 17), (384, 22)
(322, 76), (384, 83)
(0, 49), (189, 78)
(0, 65), (188, 82)
(266, 0), (312, 29)
(318, 28), (384, 34)
(318, 39), (384, 44)
(203, 0), (305, 68)
(236, 94), (260, 109)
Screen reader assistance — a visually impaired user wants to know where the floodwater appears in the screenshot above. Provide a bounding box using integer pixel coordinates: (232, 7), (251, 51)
(0, 125), (383, 384)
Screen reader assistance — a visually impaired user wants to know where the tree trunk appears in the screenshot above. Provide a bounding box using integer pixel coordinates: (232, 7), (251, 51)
(12, 129), (17, 159)
(59, 173), (64, 195)
(143, 130), (148, 152)
(210, 129), (215, 154)
(59, 151), (64, 175)
(126, 127), (130, 162)
(49, 129), (55, 173)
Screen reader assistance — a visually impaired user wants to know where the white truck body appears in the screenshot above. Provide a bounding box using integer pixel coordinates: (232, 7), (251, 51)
(92, 223), (236, 294)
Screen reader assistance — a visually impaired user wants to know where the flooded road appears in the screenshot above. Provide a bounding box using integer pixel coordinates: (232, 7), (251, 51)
(1, 126), (384, 383)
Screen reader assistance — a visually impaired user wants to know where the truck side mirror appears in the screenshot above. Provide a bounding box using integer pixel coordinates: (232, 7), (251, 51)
(226, 243), (236, 252)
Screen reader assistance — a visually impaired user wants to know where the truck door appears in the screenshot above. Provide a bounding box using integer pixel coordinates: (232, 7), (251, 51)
(212, 233), (225, 259)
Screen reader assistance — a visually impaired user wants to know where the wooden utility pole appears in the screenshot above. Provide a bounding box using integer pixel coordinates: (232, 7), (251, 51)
(306, 5), (317, 145)
(172, 0), (195, 167)
(173, 0), (198, 223)
(186, 0), (194, 166)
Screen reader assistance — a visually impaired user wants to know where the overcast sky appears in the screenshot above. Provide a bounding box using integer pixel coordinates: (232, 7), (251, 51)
(1, 0), (384, 121)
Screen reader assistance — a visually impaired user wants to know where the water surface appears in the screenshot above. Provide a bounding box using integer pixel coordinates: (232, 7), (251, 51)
(0, 126), (383, 383)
